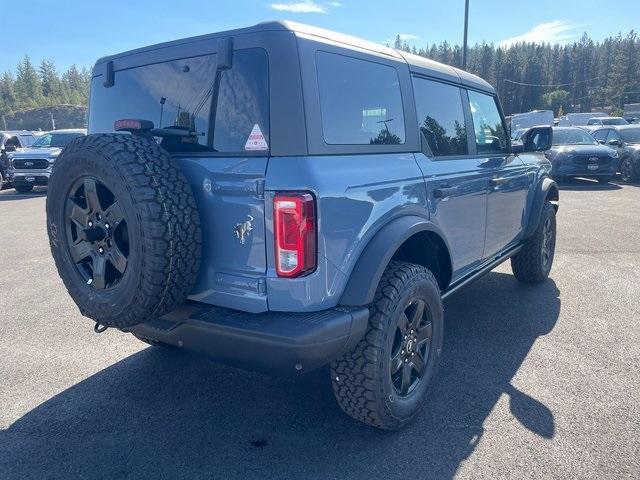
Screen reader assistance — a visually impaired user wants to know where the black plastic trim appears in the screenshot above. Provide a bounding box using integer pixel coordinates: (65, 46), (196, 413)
(442, 244), (523, 300)
(127, 303), (369, 375)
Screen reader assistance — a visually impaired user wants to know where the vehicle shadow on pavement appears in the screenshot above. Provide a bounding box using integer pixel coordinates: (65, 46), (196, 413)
(0, 190), (47, 201)
(558, 177), (622, 191)
(0, 272), (560, 480)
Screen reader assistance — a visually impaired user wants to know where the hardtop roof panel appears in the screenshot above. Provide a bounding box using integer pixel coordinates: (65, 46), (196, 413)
(93, 20), (495, 94)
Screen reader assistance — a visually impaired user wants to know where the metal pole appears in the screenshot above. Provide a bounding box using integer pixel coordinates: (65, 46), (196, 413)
(462, 0), (469, 70)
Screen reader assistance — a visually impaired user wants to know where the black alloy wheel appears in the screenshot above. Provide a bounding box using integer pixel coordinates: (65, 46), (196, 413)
(390, 299), (433, 396)
(331, 261), (444, 430)
(541, 214), (555, 270)
(64, 177), (129, 289)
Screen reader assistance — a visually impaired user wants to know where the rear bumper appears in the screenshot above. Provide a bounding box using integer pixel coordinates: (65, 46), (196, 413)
(127, 302), (369, 375)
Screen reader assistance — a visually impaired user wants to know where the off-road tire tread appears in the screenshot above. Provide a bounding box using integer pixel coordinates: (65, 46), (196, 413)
(511, 201), (555, 284)
(47, 134), (201, 328)
(330, 261), (440, 430)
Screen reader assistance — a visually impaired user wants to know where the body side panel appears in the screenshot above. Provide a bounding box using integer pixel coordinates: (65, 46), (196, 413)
(264, 153), (427, 311)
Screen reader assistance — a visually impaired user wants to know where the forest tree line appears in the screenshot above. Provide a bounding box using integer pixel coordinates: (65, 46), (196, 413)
(0, 56), (91, 122)
(394, 30), (639, 115)
(0, 30), (638, 123)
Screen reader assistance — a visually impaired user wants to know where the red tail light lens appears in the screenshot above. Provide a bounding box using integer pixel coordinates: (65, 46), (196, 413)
(274, 193), (316, 278)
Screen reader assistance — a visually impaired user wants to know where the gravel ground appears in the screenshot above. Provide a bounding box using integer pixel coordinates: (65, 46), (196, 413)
(0, 179), (639, 479)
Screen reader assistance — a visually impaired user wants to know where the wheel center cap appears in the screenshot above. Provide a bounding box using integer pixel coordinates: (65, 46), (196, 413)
(85, 226), (106, 243)
(406, 339), (415, 353)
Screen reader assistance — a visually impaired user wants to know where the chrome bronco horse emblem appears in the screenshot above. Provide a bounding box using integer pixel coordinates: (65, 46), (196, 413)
(233, 215), (254, 245)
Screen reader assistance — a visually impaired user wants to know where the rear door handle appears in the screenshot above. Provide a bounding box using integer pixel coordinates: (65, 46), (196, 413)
(433, 184), (458, 198)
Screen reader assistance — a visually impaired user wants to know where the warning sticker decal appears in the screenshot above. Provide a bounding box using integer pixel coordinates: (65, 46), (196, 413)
(244, 124), (269, 151)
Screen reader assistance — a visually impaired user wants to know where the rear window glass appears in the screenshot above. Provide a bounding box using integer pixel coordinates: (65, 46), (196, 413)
(413, 77), (468, 156)
(316, 52), (405, 145)
(89, 48), (269, 154)
(213, 49), (269, 152)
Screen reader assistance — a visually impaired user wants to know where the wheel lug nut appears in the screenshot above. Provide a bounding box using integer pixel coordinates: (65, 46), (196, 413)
(401, 350), (405, 354)
(105, 223), (110, 229)
(88, 221), (93, 227)
(404, 335), (408, 340)
(98, 247), (104, 254)
(411, 352), (415, 356)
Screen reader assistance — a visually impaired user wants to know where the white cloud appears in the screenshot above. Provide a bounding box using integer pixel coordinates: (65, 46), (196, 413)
(269, 1), (326, 13)
(324, 1), (343, 6)
(501, 20), (579, 46)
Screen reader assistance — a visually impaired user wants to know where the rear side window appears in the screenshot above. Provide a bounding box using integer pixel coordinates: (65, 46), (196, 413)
(467, 90), (508, 154)
(89, 48), (269, 154)
(412, 77), (468, 156)
(316, 52), (405, 145)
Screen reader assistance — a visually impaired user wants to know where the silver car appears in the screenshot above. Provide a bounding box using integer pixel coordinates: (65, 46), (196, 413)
(8, 129), (86, 193)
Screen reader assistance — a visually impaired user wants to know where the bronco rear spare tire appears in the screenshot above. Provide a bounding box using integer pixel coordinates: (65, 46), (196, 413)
(46, 134), (201, 328)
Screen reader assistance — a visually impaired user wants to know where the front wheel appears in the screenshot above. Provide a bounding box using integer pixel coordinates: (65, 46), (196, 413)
(511, 201), (556, 283)
(619, 157), (637, 183)
(331, 261), (444, 430)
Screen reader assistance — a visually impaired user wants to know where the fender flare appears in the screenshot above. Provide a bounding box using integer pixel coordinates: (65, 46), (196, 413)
(523, 176), (559, 239)
(339, 216), (451, 307)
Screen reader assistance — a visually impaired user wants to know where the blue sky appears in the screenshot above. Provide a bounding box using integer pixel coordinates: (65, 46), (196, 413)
(2, 0), (637, 72)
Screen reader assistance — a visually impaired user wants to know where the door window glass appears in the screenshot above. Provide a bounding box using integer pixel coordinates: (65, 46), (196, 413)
(467, 90), (508, 154)
(412, 77), (468, 156)
(606, 130), (621, 143)
(592, 130), (609, 142)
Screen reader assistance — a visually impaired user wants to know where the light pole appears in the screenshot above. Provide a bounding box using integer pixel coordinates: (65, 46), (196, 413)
(462, 0), (469, 70)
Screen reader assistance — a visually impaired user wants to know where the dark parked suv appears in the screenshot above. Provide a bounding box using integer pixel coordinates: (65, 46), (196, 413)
(46, 21), (559, 430)
(545, 127), (619, 183)
(591, 125), (640, 182)
(0, 130), (36, 188)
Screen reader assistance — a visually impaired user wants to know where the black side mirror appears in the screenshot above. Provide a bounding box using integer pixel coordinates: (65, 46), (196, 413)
(4, 144), (16, 152)
(598, 139), (606, 145)
(608, 139), (621, 147)
(513, 126), (553, 154)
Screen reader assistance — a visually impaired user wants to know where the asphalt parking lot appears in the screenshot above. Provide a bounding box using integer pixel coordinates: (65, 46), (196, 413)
(1, 179), (639, 479)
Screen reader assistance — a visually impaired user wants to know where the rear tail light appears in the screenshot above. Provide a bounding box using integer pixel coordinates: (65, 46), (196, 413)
(274, 192), (316, 277)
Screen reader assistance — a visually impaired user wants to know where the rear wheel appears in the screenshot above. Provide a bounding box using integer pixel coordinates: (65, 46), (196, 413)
(331, 261), (444, 430)
(511, 201), (556, 283)
(14, 184), (33, 194)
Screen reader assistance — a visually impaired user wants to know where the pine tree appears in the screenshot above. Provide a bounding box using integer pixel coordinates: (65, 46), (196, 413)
(15, 55), (43, 107)
(39, 60), (64, 104)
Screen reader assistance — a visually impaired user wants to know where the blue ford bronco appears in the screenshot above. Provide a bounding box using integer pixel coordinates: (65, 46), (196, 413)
(46, 21), (559, 430)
